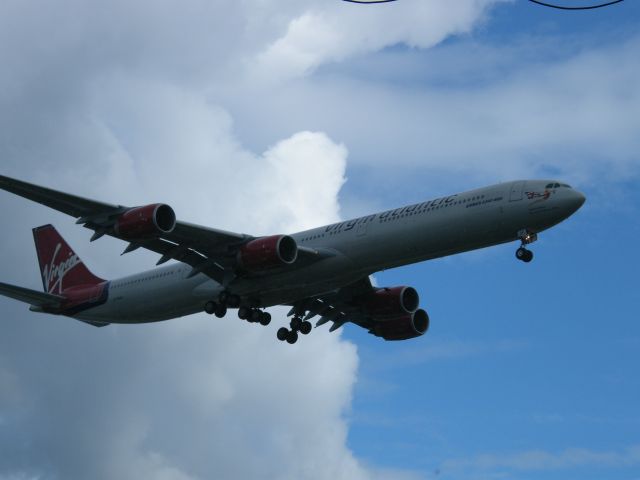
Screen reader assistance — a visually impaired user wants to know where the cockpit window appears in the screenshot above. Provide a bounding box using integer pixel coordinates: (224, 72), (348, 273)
(545, 182), (572, 189)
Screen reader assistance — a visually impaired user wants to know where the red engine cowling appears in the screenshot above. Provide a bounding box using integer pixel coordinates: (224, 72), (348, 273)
(373, 309), (430, 341)
(237, 235), (298, 271)
(114, 204), (176, 239)
(362, 286), (420, 318)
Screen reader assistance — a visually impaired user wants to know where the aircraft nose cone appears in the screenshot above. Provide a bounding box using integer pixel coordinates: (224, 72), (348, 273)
(565, 190), (586, 215)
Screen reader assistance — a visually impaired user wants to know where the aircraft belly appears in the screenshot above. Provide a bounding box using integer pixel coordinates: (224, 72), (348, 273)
(78, 275), (216, 324)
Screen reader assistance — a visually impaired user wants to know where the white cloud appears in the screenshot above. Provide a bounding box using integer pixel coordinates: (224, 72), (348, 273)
(231, 34), (640, 192)
(442, 444), (640, 472)
(253, 1), (508, 82)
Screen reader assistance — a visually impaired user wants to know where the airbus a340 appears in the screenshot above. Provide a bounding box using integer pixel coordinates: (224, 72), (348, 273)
(0, 175), (585, 344)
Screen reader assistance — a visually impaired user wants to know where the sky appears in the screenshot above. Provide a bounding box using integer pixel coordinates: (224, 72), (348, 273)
(0, 1), (638, 479)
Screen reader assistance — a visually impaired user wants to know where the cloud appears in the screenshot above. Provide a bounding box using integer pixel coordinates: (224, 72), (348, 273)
(0, 66), (362, 478)
(0, 2), (371, 477)
(442, 444), (640, 472)
(253, 0), (507, 82)
(231, 33), (640, 192)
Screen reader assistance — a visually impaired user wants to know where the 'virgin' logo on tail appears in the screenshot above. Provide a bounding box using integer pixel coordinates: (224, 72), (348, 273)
(42, 243), (81, 294)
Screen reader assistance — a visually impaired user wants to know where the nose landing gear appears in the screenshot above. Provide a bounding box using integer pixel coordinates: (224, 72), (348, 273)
(516, 247), (534, 263)
(516, 229), (537, 263)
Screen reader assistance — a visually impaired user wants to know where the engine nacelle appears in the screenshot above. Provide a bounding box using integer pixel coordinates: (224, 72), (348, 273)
(362, 286), (420, 318)
(372, 309), (430, 341)
(114, 204), (176, 239)
(237, 234), (298, 272)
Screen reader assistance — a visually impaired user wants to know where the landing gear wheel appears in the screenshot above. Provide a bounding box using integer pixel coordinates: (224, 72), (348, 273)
(259, 312), (272, 326)
(299, 321), (312, 335)
(238, 306), (251, 320)
(516, 247), (534, 263)
(204, 301), (216, 315)
(250, 309), (262, 323)
(277, 327), (289, 341)
(214, 304), (227, 318)
(290, 317), (302, 331)
(286, 330), (299, 345)
(227, 294), (241, 308)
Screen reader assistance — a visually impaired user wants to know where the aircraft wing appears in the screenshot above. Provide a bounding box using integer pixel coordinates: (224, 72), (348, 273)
(291, 276), (377, 332)
(0, 281), (64, 308)
(291, 276), (428, 341)
(0, 175), (322, 284)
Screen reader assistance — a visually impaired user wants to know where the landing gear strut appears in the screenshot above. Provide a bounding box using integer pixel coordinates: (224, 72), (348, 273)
(516, 229), (537, 263)
(277, 316), (312, 344)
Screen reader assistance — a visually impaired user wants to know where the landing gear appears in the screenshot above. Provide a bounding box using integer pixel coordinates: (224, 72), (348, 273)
(238, 306), (251, 320)
(277, 326), (298, 344)
(516, 247), (534, 263)
(259, 312), (272, 326)
(237, 306), (271, 326)
(516, 229), (537, 263)
(276, 316), (312, 344)
(299, 320), (312, 335)
(277, 327), (289, 341)
(204, 301), (216, 315)
(218, 291), (240, 308)
(286, 330), (298, 344)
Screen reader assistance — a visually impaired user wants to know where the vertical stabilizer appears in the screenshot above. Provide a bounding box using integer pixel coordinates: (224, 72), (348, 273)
(32, 225), (104, 294)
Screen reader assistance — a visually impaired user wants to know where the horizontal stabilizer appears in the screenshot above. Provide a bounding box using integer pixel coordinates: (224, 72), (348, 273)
(77, 319), (110, 328)
(0, 281), (64, 308)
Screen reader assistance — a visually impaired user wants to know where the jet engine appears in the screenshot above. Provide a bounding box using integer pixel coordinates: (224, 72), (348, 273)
(237, 235), (298, 271)
(362, 286), (420, 318)
(114, 204), (176, 239)
(372, 309), (430, 341)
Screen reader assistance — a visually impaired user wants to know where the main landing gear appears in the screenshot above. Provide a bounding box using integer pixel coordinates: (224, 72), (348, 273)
(515, 229), (537, 263)
(204, 291), (271, 326)
(237, 306), (271, 326)
(204, 291), (313, 344)
(276, 316), (312, 345)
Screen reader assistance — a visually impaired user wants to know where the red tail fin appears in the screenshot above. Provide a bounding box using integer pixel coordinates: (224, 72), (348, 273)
(32, 225), (104, 294)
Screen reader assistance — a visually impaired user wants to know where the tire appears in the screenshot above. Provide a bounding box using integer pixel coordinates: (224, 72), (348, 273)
(204, 301), (216, 315)
(238, 306), (250, 320)
(227, 294), (241, 308)
(214, 304), (227, 318)
(516, 247), (527, 261)
(260, 312), (272, 326)
(523, 250), (534, 263)
(250, 309), (262, 323)
(277, 327), (289, 341)
(300, 321), (312, 335)
(286, 330), (299, 344)
(290, 317), (302, 331)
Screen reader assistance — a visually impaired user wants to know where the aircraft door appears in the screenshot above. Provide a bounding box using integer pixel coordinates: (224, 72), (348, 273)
(509, 181), (525, 202)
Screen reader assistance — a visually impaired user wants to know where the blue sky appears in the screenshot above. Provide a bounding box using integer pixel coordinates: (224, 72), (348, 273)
(0, 1), (638, 479)
(340, 2), (640, 479)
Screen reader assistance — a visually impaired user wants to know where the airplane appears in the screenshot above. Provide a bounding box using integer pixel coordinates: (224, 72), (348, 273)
(0, 175), (585, 344)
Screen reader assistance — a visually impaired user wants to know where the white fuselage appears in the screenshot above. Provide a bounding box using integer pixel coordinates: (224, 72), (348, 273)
(77, 180), (585, 323)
